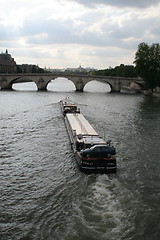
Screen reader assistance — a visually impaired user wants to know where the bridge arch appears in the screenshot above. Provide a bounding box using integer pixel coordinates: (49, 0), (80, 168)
(47, 77), (76, 91)
(84, 79), (111, 92)
(7, 77), (26, 90)
(12, 81), (37, 91)
(8, 77), (39, 90)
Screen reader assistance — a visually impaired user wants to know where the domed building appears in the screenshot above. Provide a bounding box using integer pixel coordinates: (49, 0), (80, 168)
(0, 49), (17, 73)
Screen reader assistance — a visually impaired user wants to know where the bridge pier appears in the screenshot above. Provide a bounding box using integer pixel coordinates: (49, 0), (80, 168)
(35, 77), (47, 91)
(75, 77), (85, 91)
(0, 76), (13, 90)
(111, 78), (121, 92)
(0, 86), (13, 90)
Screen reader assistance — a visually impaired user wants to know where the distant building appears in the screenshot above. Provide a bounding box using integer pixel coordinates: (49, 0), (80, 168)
(0, 49), (17, 73)
(64, 65), (96, 74)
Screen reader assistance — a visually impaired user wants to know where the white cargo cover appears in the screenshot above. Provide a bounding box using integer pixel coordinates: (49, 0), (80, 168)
(66, 113), (106, 145)
(66, 113), (98, 136)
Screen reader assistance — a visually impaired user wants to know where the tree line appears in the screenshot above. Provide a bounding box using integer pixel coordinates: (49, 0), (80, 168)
(91, 42), (160, 92)
(16, 64), (48, 73)
(91, 64), (137, 78)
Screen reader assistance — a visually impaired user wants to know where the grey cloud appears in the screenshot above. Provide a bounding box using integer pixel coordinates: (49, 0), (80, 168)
(1, 1), (160, 54)
(23, 11), (160, 51)
(0, 24), (20, 41)
(79, 47), (135, 65)
(70, 0), (160, 8)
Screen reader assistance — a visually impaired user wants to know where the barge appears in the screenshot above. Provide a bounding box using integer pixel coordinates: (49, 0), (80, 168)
(60, 100), (116, 173)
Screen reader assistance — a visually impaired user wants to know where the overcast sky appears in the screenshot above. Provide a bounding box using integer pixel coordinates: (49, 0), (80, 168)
(0, 0), (160, 69)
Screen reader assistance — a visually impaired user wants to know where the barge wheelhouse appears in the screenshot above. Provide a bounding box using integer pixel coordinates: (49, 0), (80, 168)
(60, 99), (80, 116)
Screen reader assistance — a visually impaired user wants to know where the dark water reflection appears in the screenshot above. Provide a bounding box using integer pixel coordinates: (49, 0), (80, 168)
(1, 79), (160, 240)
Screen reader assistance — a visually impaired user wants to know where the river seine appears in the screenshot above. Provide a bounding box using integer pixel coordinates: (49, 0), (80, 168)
(1, 78), (160, 240)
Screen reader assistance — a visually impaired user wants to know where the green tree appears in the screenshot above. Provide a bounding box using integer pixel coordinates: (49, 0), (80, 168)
(134, 42), (160, 91)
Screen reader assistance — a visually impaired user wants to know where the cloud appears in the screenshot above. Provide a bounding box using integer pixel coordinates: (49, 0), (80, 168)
(22, 6), (159, 50)
(69, 0), (160, 8)
(0, 0), (160, 68)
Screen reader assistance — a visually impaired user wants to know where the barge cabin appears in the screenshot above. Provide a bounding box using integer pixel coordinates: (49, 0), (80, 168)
(60, 99), (80, 116)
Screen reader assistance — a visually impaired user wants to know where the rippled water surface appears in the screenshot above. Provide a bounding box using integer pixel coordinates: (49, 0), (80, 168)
(1, 79), (160, 240)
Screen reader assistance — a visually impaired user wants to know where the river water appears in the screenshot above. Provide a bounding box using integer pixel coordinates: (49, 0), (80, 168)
(1, 78), (160, 240)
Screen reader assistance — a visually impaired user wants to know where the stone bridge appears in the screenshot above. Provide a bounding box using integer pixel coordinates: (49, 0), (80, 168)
(0, 73), (144, 92)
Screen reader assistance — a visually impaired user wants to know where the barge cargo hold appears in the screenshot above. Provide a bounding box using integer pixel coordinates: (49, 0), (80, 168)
(60, 102), (116, 173)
